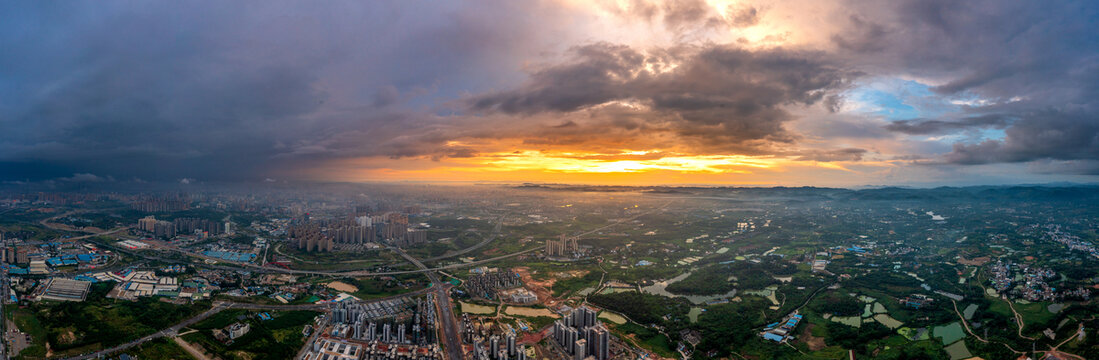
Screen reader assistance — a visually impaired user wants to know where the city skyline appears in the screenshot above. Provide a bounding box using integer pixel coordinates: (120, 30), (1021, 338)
(2, 1), (1098, 186)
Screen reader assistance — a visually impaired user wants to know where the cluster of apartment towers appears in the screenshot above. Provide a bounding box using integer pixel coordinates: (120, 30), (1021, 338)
(552, 306), (611, 360)
(545, 234), (580, 257)
(470, 332), (527, 360)
(137, 216), (231, 238)
(290, 212), (428, 252)
(329, 297), (438, 348)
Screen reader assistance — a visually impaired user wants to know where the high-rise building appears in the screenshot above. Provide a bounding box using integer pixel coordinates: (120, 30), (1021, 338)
(329, 223), (375, 244)
(596, 328), (609, 360)
(154, 220), (176, 238)
(553, 306), (611, 360)
(405, 228), (428, 245)
(473, 337), (484, 360)
(138, 216), (158, 232)
(15, 246), (29, 264)
(574, 339), (587, 360)
(517, 345), (527, 360)
(545, 234), (579, 257)
(289, 223), (333, 252)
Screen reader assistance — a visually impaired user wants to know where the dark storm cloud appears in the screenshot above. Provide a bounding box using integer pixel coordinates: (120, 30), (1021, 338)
(467, 42), (856, 155)
(830, 0), (1099, 170)
(884, 115), (1012, 135)
(0, 1), (560, 181)
(944, 110), (1099, 165)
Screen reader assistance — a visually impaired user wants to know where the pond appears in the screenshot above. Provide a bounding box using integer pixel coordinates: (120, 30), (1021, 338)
(831, 316), (862, 327)
(641, 270), (737, 304)
(963, 304), (978, 320)
(933, 322), (966, 345)
(926, 211), (947, 221)
(742, 286), (780, 306)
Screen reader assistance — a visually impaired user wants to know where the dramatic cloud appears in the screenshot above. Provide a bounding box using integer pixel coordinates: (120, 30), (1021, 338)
(884, 115), (1012, 135)
(467, 42), (856, 155)
(945, 110), (1099, 164)
(1, 0), (1097, 185)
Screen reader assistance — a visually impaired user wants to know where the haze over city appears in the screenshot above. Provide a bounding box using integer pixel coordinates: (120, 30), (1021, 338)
(3, 1), (1098, 187)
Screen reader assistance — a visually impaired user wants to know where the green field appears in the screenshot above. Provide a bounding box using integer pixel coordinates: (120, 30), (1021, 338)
(112, 338), (194, 360)
(943, 340), (973, 360)
(349, 275), (426, 300)
(613, 322), (677, 358)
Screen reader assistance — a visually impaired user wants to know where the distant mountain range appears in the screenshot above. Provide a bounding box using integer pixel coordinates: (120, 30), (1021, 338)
(512, 183), (1099, 202)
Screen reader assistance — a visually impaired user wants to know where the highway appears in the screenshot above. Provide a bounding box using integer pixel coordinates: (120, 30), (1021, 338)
(423, 214), (506, 263)
(395, 248), (463, 360)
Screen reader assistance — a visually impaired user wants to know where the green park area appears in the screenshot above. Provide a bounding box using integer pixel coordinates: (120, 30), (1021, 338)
(8, 283), (207, 359)
(180, 309), (320, 360)
(111, 338), (193, 360)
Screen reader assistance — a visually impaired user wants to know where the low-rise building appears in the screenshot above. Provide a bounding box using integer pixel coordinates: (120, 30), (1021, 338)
(38, 278), (91, 302)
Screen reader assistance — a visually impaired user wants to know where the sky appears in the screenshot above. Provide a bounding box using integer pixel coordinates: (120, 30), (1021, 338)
(2, 0), (1098, 187)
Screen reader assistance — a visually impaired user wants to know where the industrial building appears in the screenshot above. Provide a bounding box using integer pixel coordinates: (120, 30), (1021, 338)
(38, 277), (91, 302)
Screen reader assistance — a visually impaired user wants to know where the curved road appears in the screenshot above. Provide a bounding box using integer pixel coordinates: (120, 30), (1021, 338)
(423, 214), (506, 263)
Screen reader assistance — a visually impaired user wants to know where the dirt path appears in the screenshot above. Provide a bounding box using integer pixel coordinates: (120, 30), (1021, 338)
(950, 300), (989, 343)
(951, 297), (1030, 355)
(173, 336), (212, 360)
(1004, 298), (1037, 340)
